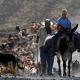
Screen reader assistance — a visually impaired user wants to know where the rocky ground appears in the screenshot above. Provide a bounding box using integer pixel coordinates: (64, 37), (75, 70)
(0, 51), (79, 80)
(0, 72), (80, 80)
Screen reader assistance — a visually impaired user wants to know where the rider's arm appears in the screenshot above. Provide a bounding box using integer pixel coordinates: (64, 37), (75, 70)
(56, 18), (63, 31)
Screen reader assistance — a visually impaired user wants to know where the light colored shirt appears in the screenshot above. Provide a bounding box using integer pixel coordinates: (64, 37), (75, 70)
(38, 26), (54, 47)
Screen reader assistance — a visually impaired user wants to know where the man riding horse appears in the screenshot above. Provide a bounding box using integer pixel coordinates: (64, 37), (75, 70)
(52, 9), (80, 76)
(55, 9), (80, 52)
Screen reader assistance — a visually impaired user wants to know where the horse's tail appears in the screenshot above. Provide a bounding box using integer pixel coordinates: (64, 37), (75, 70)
(16, 58), (24, 70)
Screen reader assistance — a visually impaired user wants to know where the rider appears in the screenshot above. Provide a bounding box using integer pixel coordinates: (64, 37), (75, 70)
(36, 19), (54, 76)
(55, 9), (80, 52)
(56, 9), (71, 31)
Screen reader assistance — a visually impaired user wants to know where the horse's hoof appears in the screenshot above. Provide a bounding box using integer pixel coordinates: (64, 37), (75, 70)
(59, 75), (62, 77)
(59, 73), (61, 76)
(58, 70), (61, 76)
(63, 73), (66, 77)
(68, 74), (71, 77)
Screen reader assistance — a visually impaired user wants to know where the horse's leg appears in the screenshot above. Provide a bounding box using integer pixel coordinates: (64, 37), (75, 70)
(68, 59), (72, 77)
(63, 59), (66, 76)
(57, 58), (61, 76)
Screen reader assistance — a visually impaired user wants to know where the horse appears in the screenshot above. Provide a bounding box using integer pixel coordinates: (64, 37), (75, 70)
(43, 24), (78, 77)
(0, 52), (24, 75)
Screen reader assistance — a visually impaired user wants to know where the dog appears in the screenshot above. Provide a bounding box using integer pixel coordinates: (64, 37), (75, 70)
(0, 52), (24, 75)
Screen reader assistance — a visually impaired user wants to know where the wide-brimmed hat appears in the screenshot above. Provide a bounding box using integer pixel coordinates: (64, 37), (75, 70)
(41, 19), (53, 26)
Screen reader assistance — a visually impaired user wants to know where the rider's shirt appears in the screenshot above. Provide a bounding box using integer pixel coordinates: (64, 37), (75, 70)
(57, 17), (71, 29)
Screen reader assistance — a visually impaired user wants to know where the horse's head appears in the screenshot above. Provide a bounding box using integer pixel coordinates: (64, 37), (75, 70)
(58, 24), (78, 51)
(62, 24), (78, 40)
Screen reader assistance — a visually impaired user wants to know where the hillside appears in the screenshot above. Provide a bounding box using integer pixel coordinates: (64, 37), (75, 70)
(0, 0), (80, 30)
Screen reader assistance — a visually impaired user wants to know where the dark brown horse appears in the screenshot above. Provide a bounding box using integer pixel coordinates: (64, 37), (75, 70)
(43, 24), (78, 77)
(56, 24), (78, 77)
